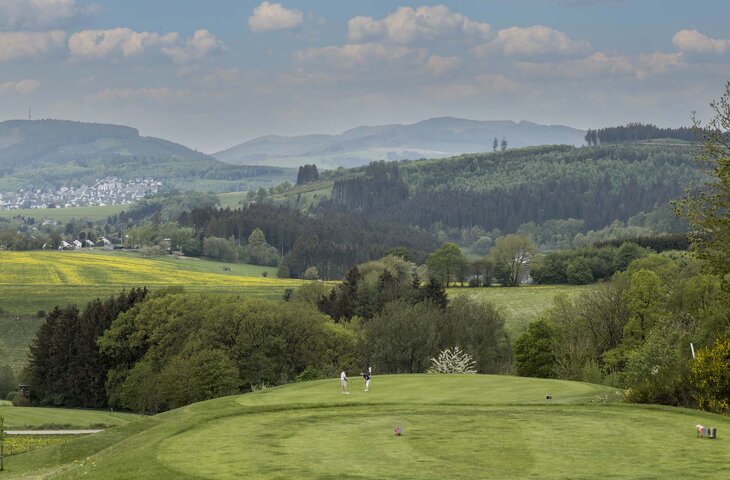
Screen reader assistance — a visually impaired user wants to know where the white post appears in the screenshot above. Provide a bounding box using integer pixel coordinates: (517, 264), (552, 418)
(690, 343), (696, 360)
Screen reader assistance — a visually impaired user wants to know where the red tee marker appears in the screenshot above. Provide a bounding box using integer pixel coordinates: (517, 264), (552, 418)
(395, 426), (402, 436)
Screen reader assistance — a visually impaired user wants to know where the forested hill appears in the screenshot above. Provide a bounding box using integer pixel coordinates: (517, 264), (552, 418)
(0, 119), (209, 168)
(0, 119), (293, 192)
(316, 143), (701, 236)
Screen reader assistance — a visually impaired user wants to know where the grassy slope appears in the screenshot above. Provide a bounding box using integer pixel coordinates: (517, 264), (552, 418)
(0, 204), (127, 222)
(5, 375), (729, 479)
(447, 285), (590, 336)
(0, 406), (139, 429)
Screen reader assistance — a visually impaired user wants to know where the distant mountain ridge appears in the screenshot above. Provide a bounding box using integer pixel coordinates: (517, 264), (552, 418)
(0, 119), (209, 169)
(214, 117), (587, 169)
(0, 119), (293, 193)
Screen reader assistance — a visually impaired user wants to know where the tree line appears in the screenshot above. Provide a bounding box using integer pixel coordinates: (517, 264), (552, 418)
(584, 123), (696, 145)
(180, 203), (437, 279)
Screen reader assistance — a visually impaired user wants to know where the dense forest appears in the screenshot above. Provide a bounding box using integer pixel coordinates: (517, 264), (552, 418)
(180, 203), (438, 279)
(318, 144), (700, 235)
(584, 123), (696, 145)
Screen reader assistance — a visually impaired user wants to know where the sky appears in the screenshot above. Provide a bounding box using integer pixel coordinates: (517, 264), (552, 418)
(1, 0), (729, 153)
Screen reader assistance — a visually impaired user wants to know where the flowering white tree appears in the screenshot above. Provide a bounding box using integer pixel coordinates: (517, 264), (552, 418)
(428, 346), (477, 374)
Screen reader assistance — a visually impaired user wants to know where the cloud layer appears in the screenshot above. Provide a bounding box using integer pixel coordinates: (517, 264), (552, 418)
(249, 1), (303, 32)
(673, 29), (730, 54)
(0, 30), (67, 61)
(348, 5), (491, 44)
(0, 0), (98, 30)
(0, 78), (41, 95)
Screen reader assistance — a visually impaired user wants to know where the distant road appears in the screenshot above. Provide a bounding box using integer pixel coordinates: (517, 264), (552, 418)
(3, 429), (102, 435)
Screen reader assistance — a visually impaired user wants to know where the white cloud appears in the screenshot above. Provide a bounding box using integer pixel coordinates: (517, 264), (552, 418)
(249, 1), (303, 32)
(0, 78), (41, 95)
(424, 55), (462, 76)
(294, 43), (427, 71)
(348, 5), (491, 44)
(162, 30), (227, 64)
(0, 30), (66, 61)
(634, 52), (684, 79)
(0, 0), (99, 30)
(68, 28), (224, 63)
(672, 29), (730, 54)
(475, 25), (590, 57)
(68, 28), (178, 59)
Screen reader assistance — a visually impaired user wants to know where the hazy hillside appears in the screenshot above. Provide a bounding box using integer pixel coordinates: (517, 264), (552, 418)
(214, 117), (587, 169)
(0, 119), (294, 192)
(0, 119), (209, 168)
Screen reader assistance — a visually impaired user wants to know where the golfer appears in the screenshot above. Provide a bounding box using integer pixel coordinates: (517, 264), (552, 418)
(340, 368), (350, 394)
(362, 367), (371, 392)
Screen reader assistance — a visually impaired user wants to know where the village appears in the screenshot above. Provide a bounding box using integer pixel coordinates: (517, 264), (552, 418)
(0, 176), (161, 210)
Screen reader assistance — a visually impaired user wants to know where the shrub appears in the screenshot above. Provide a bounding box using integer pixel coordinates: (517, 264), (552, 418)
(691, 337), (730, 414)
(428, 347), (477, 374)
(302, 266), (319, 280)
(513, 320), (556, 378)
(296, 366), (323, 382)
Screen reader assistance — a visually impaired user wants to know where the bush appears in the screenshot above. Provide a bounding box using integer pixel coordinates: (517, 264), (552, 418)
(428, 347), (477, 374)
(691, 337), (730, 414)
(513, 320), (556, 378)
(302, 266), (319, 280)
(566, 257), (594, 284)
(296, 366), (323, 382)
(203, 236), (238, 263)
(7, 391), (31, 407)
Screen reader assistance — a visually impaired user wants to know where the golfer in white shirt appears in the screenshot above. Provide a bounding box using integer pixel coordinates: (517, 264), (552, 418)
(340, 369), (350, 394)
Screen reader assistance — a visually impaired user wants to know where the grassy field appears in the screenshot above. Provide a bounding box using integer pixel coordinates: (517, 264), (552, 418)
(0, 250), (311, 370)
(0, 250), (304, 315)
(0, 204), (127, 222)
(4, 374), (729, 479)
(447, 284), (591, 335)
(0, 406), (139, 429)
(218, 179), (338, 211)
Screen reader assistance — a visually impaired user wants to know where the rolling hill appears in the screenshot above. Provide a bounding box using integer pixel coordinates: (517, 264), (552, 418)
(0, 119), (294, 193)
(214, 117), (587, 169)
(4, 375), (729, 479)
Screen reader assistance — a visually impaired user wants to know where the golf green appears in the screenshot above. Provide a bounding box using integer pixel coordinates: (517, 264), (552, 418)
(5, 375), (729, 479)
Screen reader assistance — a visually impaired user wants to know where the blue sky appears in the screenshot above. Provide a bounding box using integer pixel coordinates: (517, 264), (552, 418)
(1, 0), (729, 152)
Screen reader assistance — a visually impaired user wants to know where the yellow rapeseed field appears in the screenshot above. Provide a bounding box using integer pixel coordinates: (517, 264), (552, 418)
(0, 251), (303, 288)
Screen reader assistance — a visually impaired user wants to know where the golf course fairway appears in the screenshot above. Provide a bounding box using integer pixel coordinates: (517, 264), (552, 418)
(4, 375), (730, 479)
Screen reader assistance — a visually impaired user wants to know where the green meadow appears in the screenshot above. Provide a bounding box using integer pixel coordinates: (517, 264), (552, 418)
(0, 204), (127, 222)
(448, 284), (590, 335)
(0, 406), (139, 430)
(3, 375), (729, 479)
